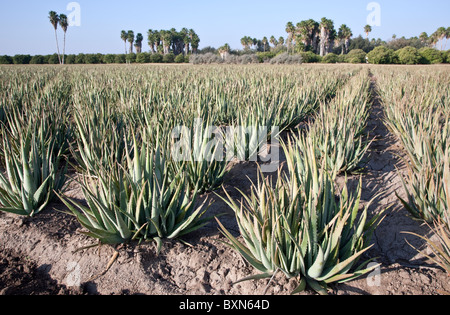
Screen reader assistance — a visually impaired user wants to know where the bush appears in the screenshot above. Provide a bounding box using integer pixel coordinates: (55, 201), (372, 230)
(367, 46), (395, 64)
(395, 46), (421, 65)
(163, 53), (175, 63)
(322, 53), (339, 63)
(174, 54), (185, 63)
(0, 55), (13, 64)
(103, 54), (116, 64)
(269, 53), (302, 65)
(445, 50), (450, 63)
(136, 52), (151, 63)
(126, 53), (136, 63)
(65, 55), (76, 64)
(114, 54), (126, 63)
(419, 48), (444, 64)
(150, 53), (163, 63)
(75, 53), (85, 64)
(30, 55), (45, 64)
(12, 55), (32, 64)
(189, 53), (222, 64)
(345, 49), (367, 64)
(257, 51), (276, 63)
(300, 51), (321, 63)
(84, 54), (101, 64)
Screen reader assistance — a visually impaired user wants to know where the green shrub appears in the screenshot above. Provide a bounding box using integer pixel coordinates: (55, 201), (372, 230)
(322, 53), (339, 63)
(30, 55), (45, 64)
(256, 51), (276, 63)
(12, 55), (32, 65)
(103, 54), (116, 64)
(65, 55), (76, 64)
(126, 53), (136, 63)
(367, 46), (395, 64)
(163, 53), (175, 63)
(84, 54), (101, 64)
(345, 49), (367, 64)
(136, 52), (151, 63)
(418, 48), (444, 64)
(174, 54), (185, 63)
(444, 50), (450, 63)
(0, 55), (13, 64)
(114, 54), (126, 64)
(300, 51), (321, 63)
(395, 46), (421, 65)
(150, 53), (163, 63)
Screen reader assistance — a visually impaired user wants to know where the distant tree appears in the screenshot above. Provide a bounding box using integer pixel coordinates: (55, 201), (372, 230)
(285, 22), (296, 53)
(262, 37), (269, 52)
(319, 17), (334, 56)
(278, 36), (285, 47)
(418, 47), (444, 64)
(121, 30), (128, 54)
(12, 55), (32, 64)
(0, 55), (13, 64)
(127, 30), (135, 54)
(48, 11), (61, 64)
(364, 25), (372, 39)
(59, 14), (68, 64)
(218, 43), (231, 60)
(419, 32), (429, 46)
(345, 49), (367, 63)
(269, 36), (278, 48)
(190, 29), (200, 54)
(338, 24), (352, 54)
(135, 33), (143, 53)
(395, 46), (421, 64)
(367, 46), (395, 64)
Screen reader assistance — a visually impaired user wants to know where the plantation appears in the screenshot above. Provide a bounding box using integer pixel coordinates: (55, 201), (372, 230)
(0, 63), (449, 295)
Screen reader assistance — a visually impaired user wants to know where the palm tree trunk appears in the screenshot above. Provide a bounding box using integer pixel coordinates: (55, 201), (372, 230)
(62, 32), (66, 65)
(54, 29), (62, 64)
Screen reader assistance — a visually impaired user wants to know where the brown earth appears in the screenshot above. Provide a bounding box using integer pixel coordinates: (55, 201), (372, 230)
(0, 69), (449, 296)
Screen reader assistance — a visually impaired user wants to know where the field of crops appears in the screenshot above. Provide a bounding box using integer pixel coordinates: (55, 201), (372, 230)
(0, 63), (449, 295)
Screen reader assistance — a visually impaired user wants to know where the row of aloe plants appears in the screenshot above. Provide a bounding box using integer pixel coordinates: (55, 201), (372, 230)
(216, 67), (384, 294)
(373, 67), (450, 277)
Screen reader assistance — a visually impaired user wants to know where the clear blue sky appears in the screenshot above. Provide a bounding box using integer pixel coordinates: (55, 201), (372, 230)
(0, 0), (449, 55)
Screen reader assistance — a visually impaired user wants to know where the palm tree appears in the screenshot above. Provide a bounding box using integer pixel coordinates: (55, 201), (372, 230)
(364, 24), (372, 39)
(305, 19), (319, 53)
(419, 32), (429, 46)
(48, 11), (61, 64)
(135, 33), (143, 53)
(285, 22), (295, 53)
(121, 30), (128, 54)
(319, 17), (334, 56)
(270, 36), (278, 48)
(127, 30), (135, 54)
(278, 36), (285, 47)
(218, 43), (231, 60)
(181, 28), (191, 56)
(262, 37), (268, 52)
(338, 24), (352, 54)
(189, 29), (200, 54)
(59, 14), (68, 64)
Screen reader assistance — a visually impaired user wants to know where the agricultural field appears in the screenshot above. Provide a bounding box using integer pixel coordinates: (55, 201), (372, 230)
(0, 63), (449, 295)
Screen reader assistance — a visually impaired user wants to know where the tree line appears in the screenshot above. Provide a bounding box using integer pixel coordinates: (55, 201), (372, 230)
(229, 19), (450, 59)
(121, 28), (200, 56)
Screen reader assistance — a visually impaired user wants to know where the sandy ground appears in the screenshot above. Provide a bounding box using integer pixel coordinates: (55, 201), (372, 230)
(0, 71), (449, 296)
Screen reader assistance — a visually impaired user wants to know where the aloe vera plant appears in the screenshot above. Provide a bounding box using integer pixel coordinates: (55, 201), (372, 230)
(0, 121), (68, 216)
(60, 131), (211, 247)
(218, 134), (384, 295)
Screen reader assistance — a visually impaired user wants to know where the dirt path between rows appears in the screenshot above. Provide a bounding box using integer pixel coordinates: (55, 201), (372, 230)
(0, 68), (449, 295)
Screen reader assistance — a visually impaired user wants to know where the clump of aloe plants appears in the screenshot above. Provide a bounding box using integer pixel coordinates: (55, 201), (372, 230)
(0, 114), (68, 217)
(217, 134), (385, 295)
(60, 130), (211, 248)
